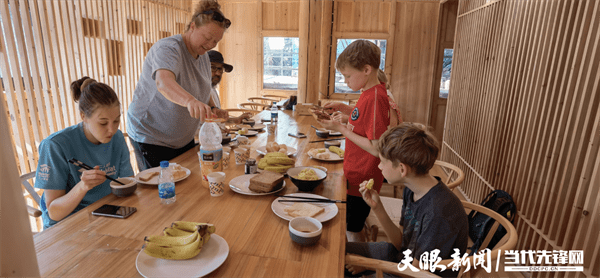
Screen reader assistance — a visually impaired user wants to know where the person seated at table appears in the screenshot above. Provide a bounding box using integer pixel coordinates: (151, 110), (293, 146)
(34, 77), (134, 229)
(207, 50), (251, 124)
(345, 123), (468, 277)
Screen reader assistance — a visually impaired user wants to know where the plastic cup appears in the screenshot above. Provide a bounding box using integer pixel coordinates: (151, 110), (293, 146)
(222, 146), (231, 153)
(234, 149), (246, 165)
(223, 151), (230, 169)
(267, 124), (277, 134)
(207, 172), (225, 197)
(239, 145), (251, 158)
(237, 136), (250, 145)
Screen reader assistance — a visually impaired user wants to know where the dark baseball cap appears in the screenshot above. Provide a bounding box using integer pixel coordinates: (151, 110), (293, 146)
(207, 50), (233, 72)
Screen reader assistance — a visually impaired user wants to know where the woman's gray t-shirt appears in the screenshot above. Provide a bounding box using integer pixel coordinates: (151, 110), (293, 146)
(127, 34), (212, 149)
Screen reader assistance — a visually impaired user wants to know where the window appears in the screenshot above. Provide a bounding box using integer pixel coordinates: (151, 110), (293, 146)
(334, 39), (387, 94)
(263, 37), (299, 90)
(440, 49), (453, 98)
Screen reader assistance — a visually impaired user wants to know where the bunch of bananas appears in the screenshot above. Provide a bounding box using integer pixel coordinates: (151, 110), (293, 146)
(258, 152), (295, 173)
(143, 221), (215, 260)
(328, 146), (344, 158)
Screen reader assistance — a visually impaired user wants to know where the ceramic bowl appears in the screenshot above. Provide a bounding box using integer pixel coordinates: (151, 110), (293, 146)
(287, 166), (327, 192)
(221, 134), (232, 145)
(242, 119), (256, 127)
(289, 217), (322, 245)
(110, 177), (137, 197)
(315, 129), (329, 138)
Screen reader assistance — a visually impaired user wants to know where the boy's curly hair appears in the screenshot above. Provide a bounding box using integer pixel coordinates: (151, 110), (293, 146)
(335, 40), (380, 71)
(377, 123), (439, 175)
(186, 0), (229, 31)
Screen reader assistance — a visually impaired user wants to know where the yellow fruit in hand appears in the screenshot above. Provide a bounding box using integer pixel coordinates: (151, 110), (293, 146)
(365, 179), (374, 190)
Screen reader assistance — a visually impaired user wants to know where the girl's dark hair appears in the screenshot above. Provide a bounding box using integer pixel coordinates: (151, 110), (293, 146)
(70, 77), (119, 117)
(186, 0), (229, 32)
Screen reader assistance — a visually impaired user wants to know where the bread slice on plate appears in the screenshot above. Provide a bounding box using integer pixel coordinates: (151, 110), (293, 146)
(249, 171), (285, 193)
(284, 203), (325, 218)
(139, 171), (159, 182)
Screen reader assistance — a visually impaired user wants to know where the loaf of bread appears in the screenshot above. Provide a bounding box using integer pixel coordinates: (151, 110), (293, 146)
(284, 203), (325, 218)
(248, 171), (285, 193)
(139, 171), (159, 182)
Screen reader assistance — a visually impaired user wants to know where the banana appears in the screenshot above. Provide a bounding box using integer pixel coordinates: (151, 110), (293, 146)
(146, 230), (199, 246)
(143, 232), (205, 260)
(163, 227), (194, 237)
(328, 146), (344, 158)
(172, 221), (216, 234)
(264, 152), (287, 158)
(265, 165), (293, 173)
(266, 157), (294, 165)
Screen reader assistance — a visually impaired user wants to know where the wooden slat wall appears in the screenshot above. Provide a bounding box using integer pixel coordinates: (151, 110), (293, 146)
(443, 0), (600, 276)
(1, 0), (191, 232)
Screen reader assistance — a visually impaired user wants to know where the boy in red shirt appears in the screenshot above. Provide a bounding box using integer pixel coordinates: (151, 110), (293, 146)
(319, 40), (391, 242)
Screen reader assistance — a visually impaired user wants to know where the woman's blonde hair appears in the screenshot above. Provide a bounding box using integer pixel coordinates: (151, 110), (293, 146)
(186, 0), (230, 32)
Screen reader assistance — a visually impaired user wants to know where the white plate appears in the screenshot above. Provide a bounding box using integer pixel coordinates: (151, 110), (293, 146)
(249, 123), (266, 131)
(271, 193), (339, 222)
(136, 234), (229, 278)
(231, 130), (258, 137)
(255, 146), (297, 156)
(229, 174), (286, 195)
(135, 166), (191, 185)
(307, 148), (344, 162)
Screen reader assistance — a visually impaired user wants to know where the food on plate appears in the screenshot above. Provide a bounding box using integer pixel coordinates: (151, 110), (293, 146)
(265, 142), (288, 154)
(257, 152), (295, 173)
(139, 171), (159, 182)
(294, 168), (319, 181)
(171, 164), (187, 180)
(237, 127), (249, 135)
(284, 203), (325, 218)
(143, 221), (215, 260)
(316, 152), (331, 159)
(328, 146), (344, 158)
(248, 171), (285, 193)
(365, 179), (374, 190)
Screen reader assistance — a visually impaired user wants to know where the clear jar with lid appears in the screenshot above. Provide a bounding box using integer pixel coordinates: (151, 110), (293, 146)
(245, 158), (257, 174)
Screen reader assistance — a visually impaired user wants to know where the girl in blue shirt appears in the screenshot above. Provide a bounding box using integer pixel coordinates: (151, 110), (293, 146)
(35, 77), (133, 229)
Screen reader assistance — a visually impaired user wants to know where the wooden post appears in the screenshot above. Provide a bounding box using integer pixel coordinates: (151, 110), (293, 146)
(297, 0), (309, 103)
(319, 0), (333, 100)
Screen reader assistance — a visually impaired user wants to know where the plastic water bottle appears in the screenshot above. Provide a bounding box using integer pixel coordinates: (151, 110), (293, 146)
(158, 160), (176, 204)
(199, 119), (223, 187)
(270, 101), (278, 122)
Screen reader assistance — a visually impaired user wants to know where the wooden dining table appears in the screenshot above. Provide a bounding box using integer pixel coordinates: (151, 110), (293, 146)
(33, 110), (348, 277)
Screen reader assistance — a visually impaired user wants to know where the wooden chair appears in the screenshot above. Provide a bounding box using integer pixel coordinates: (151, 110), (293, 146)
(364, 160), (465, 241)
(261, 94), (288, 101)
(247, 97), (278, 105)
(347, 201), (519, 278)
(21, 171), (42, 218)
(238, 102), (271, 111)
(224, 108), (260, 116)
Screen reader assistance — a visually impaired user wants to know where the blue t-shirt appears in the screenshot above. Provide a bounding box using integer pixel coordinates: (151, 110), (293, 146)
(34, 123), (134, 229)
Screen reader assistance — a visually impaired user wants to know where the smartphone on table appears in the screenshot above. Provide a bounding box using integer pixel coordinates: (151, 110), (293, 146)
(92, 204), (137, 219)
(288, 132), (307, 138)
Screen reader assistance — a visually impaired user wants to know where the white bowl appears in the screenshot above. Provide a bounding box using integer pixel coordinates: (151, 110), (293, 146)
(289, 217), (322, 245)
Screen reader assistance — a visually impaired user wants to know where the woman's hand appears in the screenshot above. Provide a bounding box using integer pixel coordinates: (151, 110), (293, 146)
(359, 180), (380, 209)
(213, 108), (229, 120)
(186, 99), (214, 122)
(79, 166), (107, 192)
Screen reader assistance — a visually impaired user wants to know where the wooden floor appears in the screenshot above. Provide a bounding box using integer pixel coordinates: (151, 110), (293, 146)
(374, 165), (527, 278)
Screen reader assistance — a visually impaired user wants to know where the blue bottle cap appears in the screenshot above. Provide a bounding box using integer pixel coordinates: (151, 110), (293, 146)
(160, 161), (169, 168)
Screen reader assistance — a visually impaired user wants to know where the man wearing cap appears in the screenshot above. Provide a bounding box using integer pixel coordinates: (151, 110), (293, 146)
(207, 50), (251, 122)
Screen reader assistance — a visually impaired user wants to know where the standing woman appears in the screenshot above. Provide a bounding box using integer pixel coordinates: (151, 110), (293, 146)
(127, 0), (231, 171)
(35, 77), (134, 229)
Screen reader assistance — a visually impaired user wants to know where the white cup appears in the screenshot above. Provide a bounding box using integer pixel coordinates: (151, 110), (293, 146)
(234, 148), (246, 165)
(237, 135), (250, 145)
(207, 172), (226, 197)
(222, 151), (230, 169)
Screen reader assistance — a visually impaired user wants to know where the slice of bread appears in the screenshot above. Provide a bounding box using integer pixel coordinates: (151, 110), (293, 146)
(284, 203), (325, 218)
(139, 171), (159, 182)
(249, 171), (285, 193)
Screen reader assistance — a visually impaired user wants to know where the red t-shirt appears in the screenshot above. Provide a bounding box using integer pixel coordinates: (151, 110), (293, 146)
(344, 83), (390, 197)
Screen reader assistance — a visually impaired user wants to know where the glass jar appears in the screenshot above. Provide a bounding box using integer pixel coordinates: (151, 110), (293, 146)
(245, 158), (257, 174)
